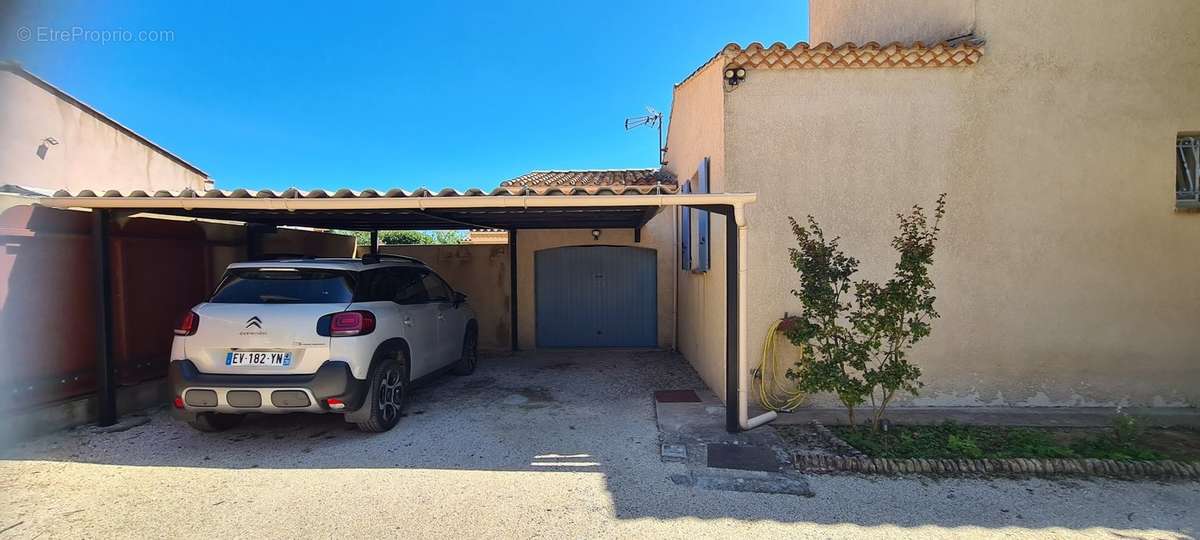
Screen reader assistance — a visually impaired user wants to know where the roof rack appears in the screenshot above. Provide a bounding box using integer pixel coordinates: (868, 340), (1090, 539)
(253, 253), (316, 261)
(361, 253), (424, 265)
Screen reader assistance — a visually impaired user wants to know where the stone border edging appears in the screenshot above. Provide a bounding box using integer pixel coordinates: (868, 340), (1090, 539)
(794, 453), (1200, 480)
(798, 420), (1200, 480)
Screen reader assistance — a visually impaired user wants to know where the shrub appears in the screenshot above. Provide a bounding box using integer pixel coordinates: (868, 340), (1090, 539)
(946, 433), (983, 459)
(784, 194), (947, 431)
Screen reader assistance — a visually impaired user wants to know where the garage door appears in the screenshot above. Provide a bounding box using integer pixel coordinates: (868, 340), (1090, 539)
(535, 245), (657, 347)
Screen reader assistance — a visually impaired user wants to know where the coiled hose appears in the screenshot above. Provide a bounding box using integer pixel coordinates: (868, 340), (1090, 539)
(754, 318), (809, 412)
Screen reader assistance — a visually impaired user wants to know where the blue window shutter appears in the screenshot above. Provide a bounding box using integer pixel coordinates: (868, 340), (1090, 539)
(697, 157), (711, 272)
(680, 182), (692, 270)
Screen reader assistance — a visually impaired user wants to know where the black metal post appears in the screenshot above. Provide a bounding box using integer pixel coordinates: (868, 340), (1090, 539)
(246, 225), (261, 260)
(725, 210), (739, 433)
(509, 229), (518, 351)
(92, 210), (117, 427)
(370, 230), (379, 255)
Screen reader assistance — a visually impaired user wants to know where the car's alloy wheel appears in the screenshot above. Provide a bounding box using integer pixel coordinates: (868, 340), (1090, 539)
(355, 351), (407, 432)
(377, 364), (404, 425)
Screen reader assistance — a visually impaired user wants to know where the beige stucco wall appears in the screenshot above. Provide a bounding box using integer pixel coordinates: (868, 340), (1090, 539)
(193, 222), (356, 287)
(516, 212), (675, 350)
(0, 71), (208, 193)
(715, 0), (1200, 407)
(664, 60), (730, 395)
(810, 0), (975, 44)
(373, 244), (512, 352)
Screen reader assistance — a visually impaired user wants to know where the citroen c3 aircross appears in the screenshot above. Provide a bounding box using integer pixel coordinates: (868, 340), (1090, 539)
(168, 255), (478, 433)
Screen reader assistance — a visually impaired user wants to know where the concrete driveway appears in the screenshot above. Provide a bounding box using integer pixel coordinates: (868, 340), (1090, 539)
(1, 350), (1197, 538)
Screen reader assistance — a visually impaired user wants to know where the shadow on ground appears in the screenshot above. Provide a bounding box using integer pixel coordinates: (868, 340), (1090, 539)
(2, 350), (1197, 535)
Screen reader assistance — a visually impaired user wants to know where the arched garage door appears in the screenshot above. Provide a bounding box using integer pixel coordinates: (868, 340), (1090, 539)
(535, 245), (657, 347)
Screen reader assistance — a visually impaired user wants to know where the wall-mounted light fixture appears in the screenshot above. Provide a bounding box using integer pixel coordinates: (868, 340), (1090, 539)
(36, 137), (59, 160)
(591, 229), (601, 240)
(723, 66), (747, 86)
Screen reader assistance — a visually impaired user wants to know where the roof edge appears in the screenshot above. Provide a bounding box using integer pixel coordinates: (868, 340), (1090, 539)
(674, 37), (985, 89)
(0, 61), (209, 178)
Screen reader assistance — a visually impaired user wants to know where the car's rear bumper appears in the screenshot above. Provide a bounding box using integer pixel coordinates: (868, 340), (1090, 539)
(168, 360), (368, 414)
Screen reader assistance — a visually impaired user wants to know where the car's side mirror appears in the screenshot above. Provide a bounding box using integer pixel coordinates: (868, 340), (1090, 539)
(452, 291), (467, 305)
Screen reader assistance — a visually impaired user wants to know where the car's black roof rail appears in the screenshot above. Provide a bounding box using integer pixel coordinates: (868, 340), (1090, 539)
(361, 253), (424, 265)
(253, 253), (315, 261)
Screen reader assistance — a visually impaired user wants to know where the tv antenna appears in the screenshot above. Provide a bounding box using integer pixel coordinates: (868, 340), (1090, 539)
(624, 106), (666, 165)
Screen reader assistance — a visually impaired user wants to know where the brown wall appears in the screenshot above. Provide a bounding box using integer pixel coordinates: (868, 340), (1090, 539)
(0, 203), (354, 409)
(370, 244), (512, 352)
(717, 0), (1200, 407)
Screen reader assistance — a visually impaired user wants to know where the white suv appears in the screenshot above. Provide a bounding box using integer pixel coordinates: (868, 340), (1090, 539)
(168, 255), (478, 433)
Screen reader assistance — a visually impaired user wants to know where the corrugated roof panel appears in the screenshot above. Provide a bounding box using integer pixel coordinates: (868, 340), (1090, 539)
(49, 184), (680, 199)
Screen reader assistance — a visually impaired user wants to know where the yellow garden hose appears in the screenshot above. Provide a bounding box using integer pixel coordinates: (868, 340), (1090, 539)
(754, 319), (809, 412)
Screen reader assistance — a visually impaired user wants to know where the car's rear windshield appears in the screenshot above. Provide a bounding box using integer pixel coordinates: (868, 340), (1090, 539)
(209, 268), (355, 304)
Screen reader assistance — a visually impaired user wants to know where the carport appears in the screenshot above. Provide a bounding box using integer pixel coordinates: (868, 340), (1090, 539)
(35, 186), (775, 433)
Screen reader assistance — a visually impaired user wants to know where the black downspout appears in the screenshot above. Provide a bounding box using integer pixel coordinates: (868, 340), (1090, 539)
(509, 229), (518, 352)
(92, 210), (117, 427)
(725, 210), (739, 433)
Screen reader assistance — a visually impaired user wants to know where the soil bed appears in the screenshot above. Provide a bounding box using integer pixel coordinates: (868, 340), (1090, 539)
(818, 422), (1200, 462)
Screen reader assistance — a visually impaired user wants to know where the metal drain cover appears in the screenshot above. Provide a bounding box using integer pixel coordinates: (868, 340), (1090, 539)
(705, 443), (783, 472)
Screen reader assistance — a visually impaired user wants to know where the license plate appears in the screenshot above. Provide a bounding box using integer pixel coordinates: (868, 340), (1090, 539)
(226, 351), (292, 367)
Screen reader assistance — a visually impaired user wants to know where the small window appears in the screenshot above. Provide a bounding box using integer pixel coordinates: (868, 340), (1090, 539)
(422, 272), (452, 302)
(1178, 136), (1199, 205)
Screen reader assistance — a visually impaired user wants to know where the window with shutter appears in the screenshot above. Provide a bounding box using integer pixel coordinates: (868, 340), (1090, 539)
(680, 182), (692, 270)
(1178, 135), (1199, 206)
(696, 157), (711, 272)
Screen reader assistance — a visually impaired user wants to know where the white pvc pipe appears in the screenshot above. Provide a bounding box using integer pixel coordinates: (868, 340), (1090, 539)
(736, 213), (777, 430)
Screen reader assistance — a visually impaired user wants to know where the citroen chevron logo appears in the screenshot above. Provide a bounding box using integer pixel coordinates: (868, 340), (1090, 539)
(245, 316), (262, 329)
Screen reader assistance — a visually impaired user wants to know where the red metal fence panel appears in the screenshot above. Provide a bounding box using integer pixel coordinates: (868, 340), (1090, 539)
(0, 205), (212, 410)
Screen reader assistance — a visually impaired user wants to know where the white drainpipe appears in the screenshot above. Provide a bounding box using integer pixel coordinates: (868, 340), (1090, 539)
(735, 207), (777, 430)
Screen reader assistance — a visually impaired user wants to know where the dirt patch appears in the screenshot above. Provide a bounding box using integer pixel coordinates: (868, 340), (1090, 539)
(1047, 428), (1200, 462)
(793, 422), (1200, 462)
(775, 424), (854, 457)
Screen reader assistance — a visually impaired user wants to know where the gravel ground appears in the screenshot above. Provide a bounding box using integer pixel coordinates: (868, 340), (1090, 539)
(1, 350), (1197, 539)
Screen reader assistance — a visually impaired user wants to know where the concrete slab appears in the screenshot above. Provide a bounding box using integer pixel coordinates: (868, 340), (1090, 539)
(653, 386), (811, 497)
(1, 378), (169, 447)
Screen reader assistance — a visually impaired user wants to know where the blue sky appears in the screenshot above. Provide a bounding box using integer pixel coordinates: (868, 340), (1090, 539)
(2, 1), (808, 192)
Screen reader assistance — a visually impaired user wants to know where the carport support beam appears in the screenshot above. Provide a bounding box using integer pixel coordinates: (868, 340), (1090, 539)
(92, 209), (117, 427)
(509, 228), (518, 351)
(370, 230), (379, 255)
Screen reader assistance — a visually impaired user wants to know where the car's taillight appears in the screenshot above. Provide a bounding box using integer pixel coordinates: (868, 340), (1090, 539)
(318, 310), (375, 337)
(174, 310), (199, 336)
